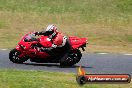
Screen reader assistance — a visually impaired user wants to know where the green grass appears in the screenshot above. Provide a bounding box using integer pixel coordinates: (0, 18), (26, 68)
(0, 0), (132, 22)
(0, 0), (132, 53)
(0, 69), (131, 88)
(0, 0), (130, 27)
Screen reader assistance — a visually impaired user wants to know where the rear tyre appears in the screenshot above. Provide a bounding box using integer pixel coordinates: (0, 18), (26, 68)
(9, 49), (28, 63)
(60, 49), (82, 66)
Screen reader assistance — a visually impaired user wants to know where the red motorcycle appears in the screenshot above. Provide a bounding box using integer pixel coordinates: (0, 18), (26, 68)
(9, 32), (87, 66)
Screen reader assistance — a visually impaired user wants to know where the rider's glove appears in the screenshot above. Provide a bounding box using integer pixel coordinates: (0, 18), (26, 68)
(34, 32), (39, 36)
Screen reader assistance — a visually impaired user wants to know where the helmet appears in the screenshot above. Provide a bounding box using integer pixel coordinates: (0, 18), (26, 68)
(45, 24), (58, 38)
(46, 24), (57, 33)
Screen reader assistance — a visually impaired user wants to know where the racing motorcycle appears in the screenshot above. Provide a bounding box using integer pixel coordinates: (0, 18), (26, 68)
(9, 32), (87, 66)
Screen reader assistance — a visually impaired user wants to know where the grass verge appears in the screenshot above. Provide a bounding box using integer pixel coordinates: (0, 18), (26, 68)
(0, 69), (131, 88)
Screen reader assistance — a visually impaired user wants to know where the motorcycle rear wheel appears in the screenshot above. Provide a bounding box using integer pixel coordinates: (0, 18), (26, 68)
(9, 48), (28, 63)
(60, 49), (82, 66)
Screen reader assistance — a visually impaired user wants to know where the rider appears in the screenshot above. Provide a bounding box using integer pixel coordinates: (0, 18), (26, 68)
(35, 24), (71, 55)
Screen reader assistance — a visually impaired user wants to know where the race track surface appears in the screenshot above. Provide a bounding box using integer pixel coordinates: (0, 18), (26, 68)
(0, 50), (132, 75)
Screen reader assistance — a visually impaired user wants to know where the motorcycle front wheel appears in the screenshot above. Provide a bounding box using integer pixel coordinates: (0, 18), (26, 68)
(9, 48), (28, 63)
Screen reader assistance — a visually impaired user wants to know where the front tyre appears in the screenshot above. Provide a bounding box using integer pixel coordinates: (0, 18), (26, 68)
(9, 49), (28, 63)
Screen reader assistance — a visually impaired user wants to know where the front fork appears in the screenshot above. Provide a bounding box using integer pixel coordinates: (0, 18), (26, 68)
(15, 45), (25, 58)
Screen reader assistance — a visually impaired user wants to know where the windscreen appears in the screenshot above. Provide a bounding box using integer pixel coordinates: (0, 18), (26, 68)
(24, 33), (36, 42)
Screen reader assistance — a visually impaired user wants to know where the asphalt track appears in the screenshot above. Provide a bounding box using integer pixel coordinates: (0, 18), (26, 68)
(0, 50), (132, 75)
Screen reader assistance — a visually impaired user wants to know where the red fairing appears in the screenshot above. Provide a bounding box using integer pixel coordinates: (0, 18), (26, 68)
(39, 36), (52, 48)
(16, 45), (20, 50)
(69, 36), (87, 49)
(15, 32), (50, 59)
